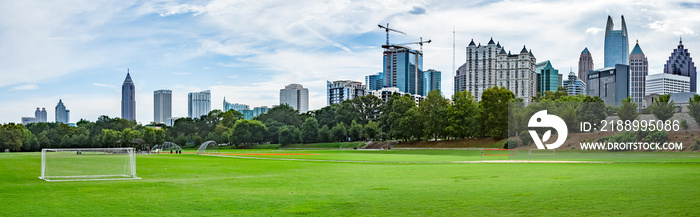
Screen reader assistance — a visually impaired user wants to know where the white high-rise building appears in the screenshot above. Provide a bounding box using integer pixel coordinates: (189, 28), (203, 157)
(455, 38), (537, 104)
(280, 84), (309, 113)
(154, 90), (172, 123)
(646, 73), (690, 95)
(188, 90), (211, 118)
(327, 80), (366, 105)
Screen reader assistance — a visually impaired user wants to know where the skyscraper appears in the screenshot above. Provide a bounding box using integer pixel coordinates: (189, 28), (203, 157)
(629, 40), (648, 110)
(121, 70), (136, 121)
(188, 90), (211, 118)
(280, 84), (309, 113)
(663, 38), (697, 92)
(563, 70), (587, 96)
(153, 89), (172, 124)
(327, 80), (366, 105)
(454, 39), (537, 103)
(55, 99), (70, 124)
(587, 64), (630, 106)
(535, 60), (560, 93)
(423, 69), (441, 94)
(382, 45), (424, 96)
(578, 47), (594, 84)
(223, 98), (250, 112)
(365, 72), (384, 91)
(604, 15), (629, 68)
(34, 107), (47, 123)
(646, 73), (690, 95)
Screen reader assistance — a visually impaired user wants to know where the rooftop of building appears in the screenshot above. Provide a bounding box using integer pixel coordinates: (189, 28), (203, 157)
(631, 40), (644, 55)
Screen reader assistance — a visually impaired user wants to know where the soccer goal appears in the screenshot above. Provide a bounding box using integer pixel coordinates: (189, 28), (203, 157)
(40, 148), (140, 182)
(481, 148), (516, 161)
(528, 149), (556, 160)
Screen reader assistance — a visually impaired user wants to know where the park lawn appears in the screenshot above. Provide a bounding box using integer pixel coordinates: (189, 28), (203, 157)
(0, 151), (699, 216)
(201, 148), (700, 163)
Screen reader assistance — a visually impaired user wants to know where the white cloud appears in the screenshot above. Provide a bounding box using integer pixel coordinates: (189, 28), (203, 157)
(586, 27), (604, 35)
(10, 84), (38, 91)
(93, 83), (116, 88)
(673, 27), (695, 36)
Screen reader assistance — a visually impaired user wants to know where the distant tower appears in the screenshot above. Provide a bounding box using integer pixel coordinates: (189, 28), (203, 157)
(663, 38), (697, 92)
(121, 69), (136, 121)
(40, 108), (47, 122)
(604, 15), (629, 67)
(34, 108), (47, 123)
(55, 99), (69, 124)
(280, 84), (309, 113)
(629, 40), (648, 111)
(188, 90), (211, 118)
(153, 90), (172, 123)
(578, 47), (594, 84)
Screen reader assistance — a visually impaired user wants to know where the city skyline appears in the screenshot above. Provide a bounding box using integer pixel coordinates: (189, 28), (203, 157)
(1, 1), (699, 124)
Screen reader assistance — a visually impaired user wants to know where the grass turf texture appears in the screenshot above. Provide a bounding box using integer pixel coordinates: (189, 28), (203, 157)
(1, 150), (699, 216)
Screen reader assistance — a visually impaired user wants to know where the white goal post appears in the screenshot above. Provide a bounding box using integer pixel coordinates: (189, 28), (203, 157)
(528, 149), (556, 160)
(40, 148), (141, 182)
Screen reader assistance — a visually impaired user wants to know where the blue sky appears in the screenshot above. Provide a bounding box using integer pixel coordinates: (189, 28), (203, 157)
(1, 0), (699, 124)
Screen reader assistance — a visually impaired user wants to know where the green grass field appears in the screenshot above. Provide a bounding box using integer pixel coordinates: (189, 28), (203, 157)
(1, 149), (699, 216)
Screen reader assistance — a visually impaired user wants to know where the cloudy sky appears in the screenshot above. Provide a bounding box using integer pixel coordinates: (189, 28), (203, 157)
(1, 0), (699, 124)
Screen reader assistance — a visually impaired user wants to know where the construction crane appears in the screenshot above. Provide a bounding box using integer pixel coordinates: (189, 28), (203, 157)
(378, 23), (406, 45)
(395, 37), (432, 52)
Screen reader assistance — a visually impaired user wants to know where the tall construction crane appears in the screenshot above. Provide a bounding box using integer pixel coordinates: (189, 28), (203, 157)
(378, 23), (406, 45)
(395, 37), (432, 52)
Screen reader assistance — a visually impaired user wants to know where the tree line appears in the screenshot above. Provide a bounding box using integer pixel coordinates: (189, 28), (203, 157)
(4, 86), (700, 151)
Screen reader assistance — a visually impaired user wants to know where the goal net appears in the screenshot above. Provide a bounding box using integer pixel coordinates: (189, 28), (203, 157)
(527, 149), (556, 160)
(481, 148), (517, 161)
(197, 140), (219, 155)
(40, 148), (140, 182)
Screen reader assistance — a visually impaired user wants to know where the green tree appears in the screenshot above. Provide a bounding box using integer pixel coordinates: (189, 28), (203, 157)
(214, 123), (232, 144)
(331, 122), (348, 142)
(221, 109), (242, 128)
(99, 129), (120, 147)
(650, 94), (676, 121)
(397, 107), (424, 141)
(257, 104), (302, 127)
(618, 96), (639, 122)
(387, 95), (416, 140)
(278, 126), (300, 145)
(142, 128), (166, 148)
(447, 90), (480, 139)
(231, 120), (268, 146)
(0, 124), (25, 151)
(560, 104), (578, 133)
(363, 121), (379, 140)
(301, 117), (319, 143)
(577, 95), (606, 124)
(263, 119), (284, 144)
(687, 94), (700, 125)
(480, 86), (514, 139)
(318, 125), (332, 142)
(348, 120), (363, 141)
(420, 90), (449, 140)
(334, 101), (362, 126)
(120, 128), (140, 147)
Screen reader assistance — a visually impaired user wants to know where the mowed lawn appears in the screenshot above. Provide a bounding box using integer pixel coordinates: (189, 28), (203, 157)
(1, 151), (699, 216)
